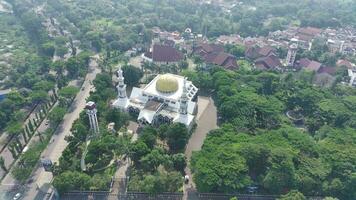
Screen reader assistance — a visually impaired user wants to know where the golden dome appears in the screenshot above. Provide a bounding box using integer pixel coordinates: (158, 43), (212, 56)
(156, 74), (179, 93)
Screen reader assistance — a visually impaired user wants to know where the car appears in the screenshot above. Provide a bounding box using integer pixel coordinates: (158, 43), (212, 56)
(81, 87), (85, 91)
(13, 193), (21, 200)
(45, 120), (49, 126)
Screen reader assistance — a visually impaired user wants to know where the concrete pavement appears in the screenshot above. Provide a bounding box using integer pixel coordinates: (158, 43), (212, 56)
(183, 96), (218, 200)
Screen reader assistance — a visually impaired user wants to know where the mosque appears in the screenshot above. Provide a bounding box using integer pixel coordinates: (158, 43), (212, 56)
(112, 67), (198, 130)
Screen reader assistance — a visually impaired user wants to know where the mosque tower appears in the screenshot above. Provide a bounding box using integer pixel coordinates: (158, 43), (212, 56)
(116, 67), (127, 99)
(179, 78), (188, 115)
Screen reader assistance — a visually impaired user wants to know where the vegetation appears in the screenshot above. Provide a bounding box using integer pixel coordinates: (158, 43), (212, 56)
(52, 72), (130, 194)
(127, 123), (189, 194)
(190, 68), (356, 199)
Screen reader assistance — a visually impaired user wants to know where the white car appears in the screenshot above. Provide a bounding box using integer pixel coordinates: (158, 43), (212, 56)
(13, 193), (21, 200)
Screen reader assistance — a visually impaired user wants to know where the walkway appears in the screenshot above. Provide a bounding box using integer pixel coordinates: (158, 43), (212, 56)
(183, 96), (218, 200)
(108, 121), (138, 200)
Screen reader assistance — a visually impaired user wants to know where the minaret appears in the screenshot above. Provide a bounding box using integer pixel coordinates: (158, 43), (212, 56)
(286, 43), (298, 67)
(179, 78), (188, 115)
(85, 101), (99, 134)
(116, 67), (127, 99)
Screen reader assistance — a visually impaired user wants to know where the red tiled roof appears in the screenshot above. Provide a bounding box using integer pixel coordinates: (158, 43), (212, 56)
(298, 27), (322, 36)
(152, 45), (183, 62)
(258, 47), (275, 57)
(318, 66), (337, 75)
(298, 58), (311, 68)
(337, 59), (353, 69)
(306, 61), (322, 71)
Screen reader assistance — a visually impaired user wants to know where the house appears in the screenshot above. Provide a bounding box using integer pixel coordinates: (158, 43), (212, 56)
(245, 46), (276, 60)
(337, 59), (354, 69)
(317, 66), (337, 76)
(255, 54), (282, 70)
(245, 45), (281, 70)
(216, 35), (244, 45)
(193, 43), (238, 70)
(203, 52), (238, 70)
(297, 58), (322, 72)
(143, 44), (183, 65)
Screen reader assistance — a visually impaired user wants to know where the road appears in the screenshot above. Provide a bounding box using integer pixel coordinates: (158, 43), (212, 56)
(0, 55), (101, 200)
(183, 96), (218, 200)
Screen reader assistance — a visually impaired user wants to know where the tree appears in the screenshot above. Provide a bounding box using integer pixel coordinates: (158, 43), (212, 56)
(140, 127), (157, 149)
(166, 123), (189, 153)
(59, 86), (79, 100)
(122, 65), (143, 86)
(140, 149), (165, 172)
(130, 141), (150, 164)
(0, 156), (6, 172)
(192, 145), (251, 193)
(104, 108), (129, 130)
(48, 107), (66, 126)
(263, 148), (296, 194)
(178, 61), (189, 71)
(30, 90), (48, 104)
(278, 190), (306, 200)
(53, 171), (91, 194)
(172, 153), (186, 172)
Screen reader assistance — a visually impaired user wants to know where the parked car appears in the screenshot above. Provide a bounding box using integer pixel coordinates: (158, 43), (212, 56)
(13, 193), (21, 200)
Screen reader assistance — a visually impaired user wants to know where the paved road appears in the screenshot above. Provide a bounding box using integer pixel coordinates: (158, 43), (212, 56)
(183, 96), (218, 200)
(0, 55), (101, 200)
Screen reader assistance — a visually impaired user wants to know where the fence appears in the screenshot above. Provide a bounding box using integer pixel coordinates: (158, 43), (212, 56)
(61, 192), (183, 200)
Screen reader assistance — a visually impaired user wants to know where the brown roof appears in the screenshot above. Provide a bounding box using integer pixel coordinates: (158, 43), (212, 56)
(258, 47), (275, 57)
(194, 43), (224, 54)
(152, 45), (183, 62)
(337, 59), (353, 69)
(203, 52), (238, 70)
(245, 46), (275, 60)
(297, 27), (322, 36)
(193, 43), (237, 70)
(255, 54), (281, 70)
(144, 100), (163, 111)
(306, 61), (322, 71)
(298, 58), (321, 71)
(318, 66), (337, 75)
(298, 58), (311, 68)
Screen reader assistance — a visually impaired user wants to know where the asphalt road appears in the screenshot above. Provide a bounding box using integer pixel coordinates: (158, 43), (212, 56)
(0, 55), (101, 200)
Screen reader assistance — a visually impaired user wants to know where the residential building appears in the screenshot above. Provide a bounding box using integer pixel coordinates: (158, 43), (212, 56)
(193, 42), (238, 70)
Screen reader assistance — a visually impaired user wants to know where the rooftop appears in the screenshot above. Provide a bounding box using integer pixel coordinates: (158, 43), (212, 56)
(143, 73), (197, 101)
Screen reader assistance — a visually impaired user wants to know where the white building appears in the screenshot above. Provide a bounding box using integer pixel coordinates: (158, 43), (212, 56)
(348, 69), (356, 87)
(285, 43), (298, 67)
(112, 68), (198, 130)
